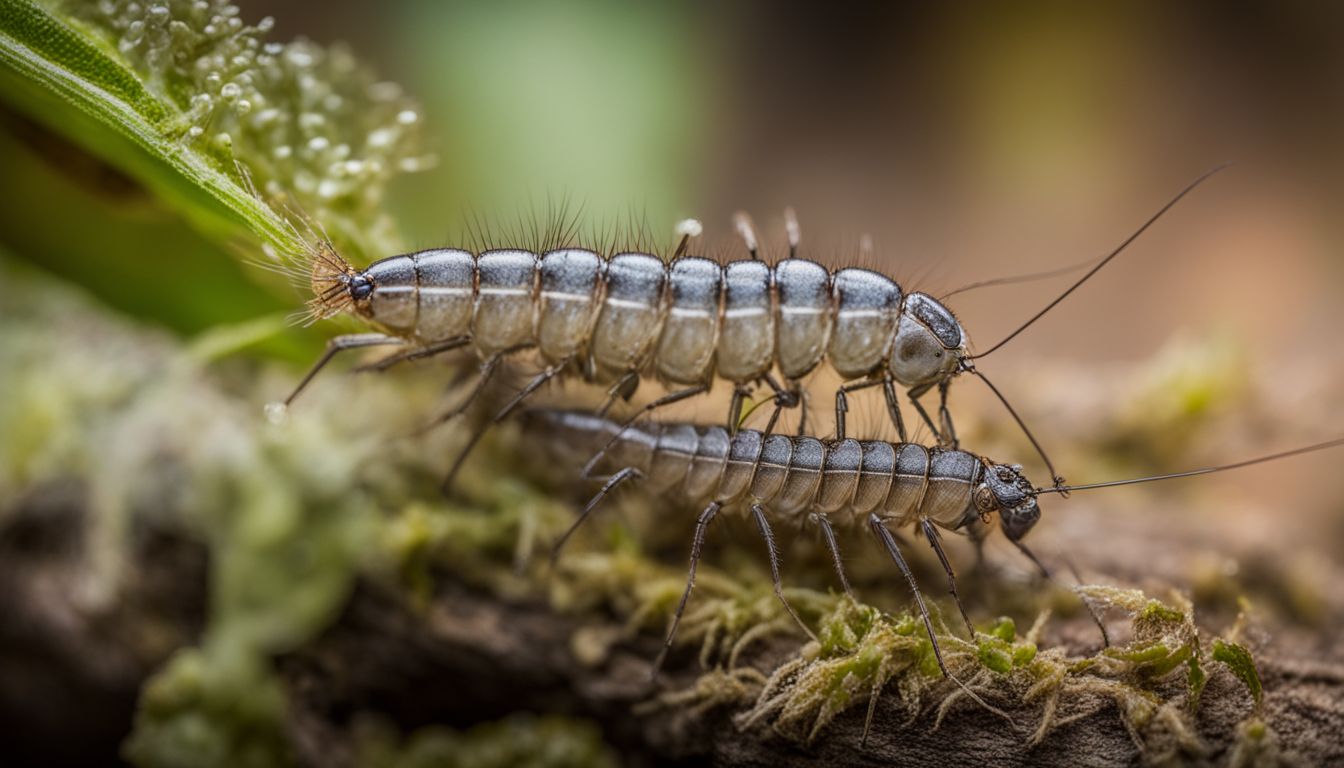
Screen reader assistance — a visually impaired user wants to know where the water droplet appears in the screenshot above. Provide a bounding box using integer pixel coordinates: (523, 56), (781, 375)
(317, 179), (341, 199)
(221, 82), (241, 100)
(396, 109), (418, 125)
(286, 48), (315, 67)
(307, 136), (330, 152)
(264, 402), (288, 425)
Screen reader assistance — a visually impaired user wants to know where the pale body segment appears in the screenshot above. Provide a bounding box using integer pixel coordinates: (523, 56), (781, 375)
(533, 409), (1040, 677)
(295, 244), (971, 480)
(347, 247), (962, 390)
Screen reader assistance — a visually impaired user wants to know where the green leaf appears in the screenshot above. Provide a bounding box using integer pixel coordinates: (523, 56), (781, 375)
(1, 0), (427, 266)
(0, 0), (305, 255)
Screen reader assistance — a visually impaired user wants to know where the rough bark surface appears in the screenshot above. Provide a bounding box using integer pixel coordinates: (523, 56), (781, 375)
(3, 495), (1343, 767)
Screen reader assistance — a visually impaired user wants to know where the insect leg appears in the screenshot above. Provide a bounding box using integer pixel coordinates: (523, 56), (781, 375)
(354, 335), (470, 373)
(906, 382), (947, 447)
(833, 376), (876, 438)
(833, 376), (908, 441)
(419, 353), (506, 432)
(868, 514), (950, 676)
(880, 374), (910, 443)
(921, 519), (975, 637)
(1010, 538), (1110, 648)
(596, 370), (640, 417)
(652, 501), (721, 677)
(551, 467), (644, 563)
(441, 362), (568, 492)
(283, 333), (405, 406)
(581, 384), (710, 480)
(964, 517), (990, 573)
(751, 504), (818, 642)
(813, 513), (854, 598)
(937, 379), (960, 450)
(873, 518), (1014, 722)
(759, 374), (801, 438)
(727, 385), (750, 436)
(795, 387), (809, 437)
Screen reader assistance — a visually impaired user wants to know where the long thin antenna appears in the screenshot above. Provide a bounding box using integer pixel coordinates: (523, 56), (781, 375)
(941, 255), (1101, 300)
(1036, 436), (1344, 495)
(970, 163), (1230, 361)
(966, 367), (1063, 486)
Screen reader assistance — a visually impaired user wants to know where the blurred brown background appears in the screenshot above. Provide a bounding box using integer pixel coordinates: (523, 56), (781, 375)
(240, 0), (1344, 533)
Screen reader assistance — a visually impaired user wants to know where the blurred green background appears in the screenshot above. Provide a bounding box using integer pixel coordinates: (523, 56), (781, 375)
(7, 0), (1344, 360)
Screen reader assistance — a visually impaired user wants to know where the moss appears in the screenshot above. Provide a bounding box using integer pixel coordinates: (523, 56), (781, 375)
(354, 713), (618, 768)
(122, 649), (293, 768)
(972, 617), (1039, 675)
(1211, 639), (1263, 710)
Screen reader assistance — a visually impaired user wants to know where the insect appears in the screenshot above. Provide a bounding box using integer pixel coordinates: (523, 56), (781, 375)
(276, 168), (1222, 493)
(533, 408), (1344, 678)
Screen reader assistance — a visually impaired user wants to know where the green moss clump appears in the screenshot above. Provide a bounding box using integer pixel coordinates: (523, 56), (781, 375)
(122, 649), (292, 768)
(354, 713), (618, 768)
(735, 598), (946, 744)
(1211, 639), (1263, 710)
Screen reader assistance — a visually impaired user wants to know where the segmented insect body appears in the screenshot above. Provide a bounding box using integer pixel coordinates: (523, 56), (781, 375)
(531, 408), (1038, 676)
(542, 410), (1008, 536)
(295, 238), (970, 452)
(531, 408), (1344, 678)
(285, 168), (1228, 491)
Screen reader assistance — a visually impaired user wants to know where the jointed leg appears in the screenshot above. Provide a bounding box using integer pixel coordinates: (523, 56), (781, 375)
(906, 383), (946, 447)
(1011, 538), (1110, 648)
(796, 387), (810, 437)
(834, 377), (884, 441)
(921, 519), (975, 637)
(354, 335), (470, 373)
(937, 380), (960, 450)
(417, 353), (506, 433)
(652, 501), (721, 676)
(551, 467), (643, 563)
(751, 504), (818, 643)
(759, 375), (801, 438)
(441, 362), (567, 493)
(880, 375), (910, 443)
(869, 515), (950, 677)
(283, 333), (404, 406)
(596, 370), (640, 417)
(813, 513), (854, 598)
(581, 383), (709, 480)
(727, 385), (751, 436)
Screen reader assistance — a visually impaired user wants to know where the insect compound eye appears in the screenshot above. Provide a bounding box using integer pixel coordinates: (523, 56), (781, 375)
(974, 485), (996, 514)
(348, 274), (374, 301)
